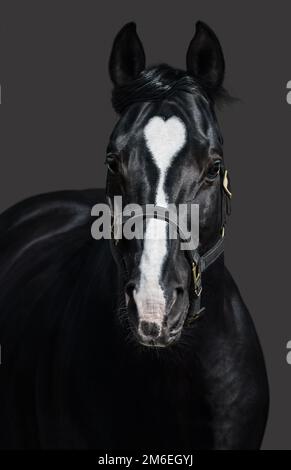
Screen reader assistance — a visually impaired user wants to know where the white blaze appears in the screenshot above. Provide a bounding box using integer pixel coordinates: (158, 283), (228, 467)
(133, 116), (186, 326)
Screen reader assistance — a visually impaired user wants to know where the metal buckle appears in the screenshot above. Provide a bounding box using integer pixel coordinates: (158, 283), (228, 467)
(192, 261), (202, 297)
(223, 170), (232, 199)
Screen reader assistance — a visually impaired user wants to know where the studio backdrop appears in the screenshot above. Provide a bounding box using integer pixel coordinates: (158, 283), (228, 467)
(1, 0), (291, 450)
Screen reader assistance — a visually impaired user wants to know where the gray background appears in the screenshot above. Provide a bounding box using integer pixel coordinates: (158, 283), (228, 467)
(1, 0), (290, 449)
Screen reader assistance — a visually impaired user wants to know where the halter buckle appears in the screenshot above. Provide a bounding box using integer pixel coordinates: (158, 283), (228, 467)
(223, 170), (232, 199)
(192, 261), (202, 297)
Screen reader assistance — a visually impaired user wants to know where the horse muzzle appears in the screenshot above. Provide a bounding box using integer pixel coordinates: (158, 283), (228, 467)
(126, 284), (188, 348)
(137, 319), (182, 348)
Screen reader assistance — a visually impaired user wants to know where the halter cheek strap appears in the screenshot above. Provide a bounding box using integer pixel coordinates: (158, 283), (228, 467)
(186, 235), (225, 323)
(187, 168), (232, 323)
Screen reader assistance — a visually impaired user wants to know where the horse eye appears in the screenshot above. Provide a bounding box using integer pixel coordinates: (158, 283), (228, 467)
(206, 160), (221, 181)
(106, 154), (119, 175)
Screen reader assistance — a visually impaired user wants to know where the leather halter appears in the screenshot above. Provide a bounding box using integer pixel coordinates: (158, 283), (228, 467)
(109, 168), (232, 322)
(186, 168), (232, 322)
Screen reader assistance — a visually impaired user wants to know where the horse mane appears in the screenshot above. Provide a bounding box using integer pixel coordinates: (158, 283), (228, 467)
(111, 64), (232, 114)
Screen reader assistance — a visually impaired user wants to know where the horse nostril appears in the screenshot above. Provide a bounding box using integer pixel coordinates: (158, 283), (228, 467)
(125, 281), (136, 298)
(176, 286), (184, 296)
(140, 321), (160, 339)
(172, 286), (184, 305)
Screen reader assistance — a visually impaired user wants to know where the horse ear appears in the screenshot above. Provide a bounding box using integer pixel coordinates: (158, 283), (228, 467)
(186, 21), (225, 97)
(109, 22), (146, 86)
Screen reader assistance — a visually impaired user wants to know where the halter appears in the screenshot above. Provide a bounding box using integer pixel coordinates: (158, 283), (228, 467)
(108, 168), (232, 323)
(186, 168), (232, 322)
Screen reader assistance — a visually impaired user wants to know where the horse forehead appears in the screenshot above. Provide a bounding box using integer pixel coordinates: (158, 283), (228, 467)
(143, 115), (187, 171)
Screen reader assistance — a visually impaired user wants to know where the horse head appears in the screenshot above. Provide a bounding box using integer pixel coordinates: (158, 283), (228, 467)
(106, 21), (231, 347)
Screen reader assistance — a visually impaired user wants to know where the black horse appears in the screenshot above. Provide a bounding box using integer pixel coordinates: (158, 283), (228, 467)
(0, 21), (269, 449)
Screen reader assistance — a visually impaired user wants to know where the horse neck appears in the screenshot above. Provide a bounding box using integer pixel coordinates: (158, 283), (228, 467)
(201, 254), (225, 325)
